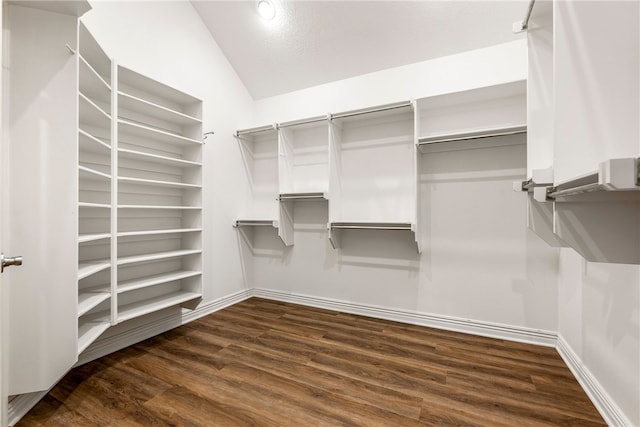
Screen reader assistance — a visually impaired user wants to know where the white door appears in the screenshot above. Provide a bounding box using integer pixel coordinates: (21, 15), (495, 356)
(4, 4), (79, 397)
(1, 2), (8, 425)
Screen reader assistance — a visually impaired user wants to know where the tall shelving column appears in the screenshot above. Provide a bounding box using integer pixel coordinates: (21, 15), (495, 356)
(77, 23), (113, 354)
(115, 65), (203, 322)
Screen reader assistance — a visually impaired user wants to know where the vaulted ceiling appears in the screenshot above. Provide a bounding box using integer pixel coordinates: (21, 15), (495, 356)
(192, 1), (528, 100)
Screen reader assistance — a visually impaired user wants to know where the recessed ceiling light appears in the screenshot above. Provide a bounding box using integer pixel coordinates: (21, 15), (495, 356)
(257, 0), (276, 20)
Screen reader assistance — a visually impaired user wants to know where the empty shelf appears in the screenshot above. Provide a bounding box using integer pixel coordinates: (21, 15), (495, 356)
(118, 270), (201, 294)
(117, 290), (201, 323)
(77, 314), (110, 354)
(118, 91), (202, 126)
(118, 176), (201, 189)
(118, 148), (201, 168)
(118, 228), (201, 237)
(78, 286), (110, 317)
(418, 124), (527, 146)
(279, 192), (327, 201)
(330, 222), (413, 230)
(79, 165), (110, 180)
(79, 202), (111, 209)
(118, 204), (201, 210)
(78, 259), (110, 280)
(79, 93), (111, 128)
(234, 219), (277, 227)
(79, 55), (110, 104)
(78, 232), (110, 243)
(117, 249), (201, 266)
(119, 119), (201, 146)
(79, 129), (111, 153)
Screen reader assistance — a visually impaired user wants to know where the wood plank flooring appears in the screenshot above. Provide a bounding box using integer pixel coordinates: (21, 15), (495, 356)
(17, 298), (606, 426)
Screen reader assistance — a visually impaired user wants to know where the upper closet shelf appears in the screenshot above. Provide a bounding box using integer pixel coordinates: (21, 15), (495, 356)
(118, 119), (202, 146)
(233, 219), (278, 228)
(117, 249), (201, 266)
(79, 55), (110, 103)
(331, 101), (413, 122)
(118, 204), (202, 210)
(78, 259), (110, 281)
(79, 129), (110, 153)
(117, 228), (201, 238)
(118, 91), (202, 126)
(418, 123), (526, 148)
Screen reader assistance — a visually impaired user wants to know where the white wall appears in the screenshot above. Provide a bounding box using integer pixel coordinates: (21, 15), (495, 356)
(249, 40), (560, 337)
(552, 2), (640, 424)
(254, 40), (527, 124)
(81, 0), (254, 308)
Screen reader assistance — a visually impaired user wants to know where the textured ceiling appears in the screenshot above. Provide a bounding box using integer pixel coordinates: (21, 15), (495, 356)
(192, 1), (528, 100)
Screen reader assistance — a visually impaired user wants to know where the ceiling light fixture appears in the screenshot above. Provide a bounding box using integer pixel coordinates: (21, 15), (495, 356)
(257, 0), (276, 20)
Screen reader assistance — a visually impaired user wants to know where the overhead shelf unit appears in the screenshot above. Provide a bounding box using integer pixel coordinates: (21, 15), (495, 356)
(328, 102), (419, 252)
(116, 64), (203, 323)
(77, 22), (113, 355)
(532, 158), (640, 264)
(234, 125), (291, 245)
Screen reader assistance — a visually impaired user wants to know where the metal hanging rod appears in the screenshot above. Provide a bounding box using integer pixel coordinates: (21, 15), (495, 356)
(331, 101), (413, 121)
(278, 192), (327, 201)
(234, 219), (276, 227)
(330, 222), (413, 231)
(513, 0), (536, 33)
(234, 124), (276, 137)
(418, 124), (527, 146)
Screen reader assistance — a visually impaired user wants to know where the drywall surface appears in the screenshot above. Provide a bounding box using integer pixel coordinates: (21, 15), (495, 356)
(558, 249), (640, 426)
(81, 0), (254, 306)
(253, 40), (527, 124)
(554, 1), (639, 183)
(251, 139), (559, 334)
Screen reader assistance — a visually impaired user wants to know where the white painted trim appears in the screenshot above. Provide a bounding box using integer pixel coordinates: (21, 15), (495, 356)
(556, 335), (632, 427)
(253, 288), (557, 347)
(8, 393), (47, 427)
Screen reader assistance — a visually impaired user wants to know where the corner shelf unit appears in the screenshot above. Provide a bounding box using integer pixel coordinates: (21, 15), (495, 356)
(76, 23), (203, 356)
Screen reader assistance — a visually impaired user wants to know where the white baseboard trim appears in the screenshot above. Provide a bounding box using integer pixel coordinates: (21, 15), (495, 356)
(252, 288), (557, 347)
(556, 335), (632, 427)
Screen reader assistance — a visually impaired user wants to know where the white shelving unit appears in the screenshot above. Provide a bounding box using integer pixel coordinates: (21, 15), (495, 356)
(328, 102), (419, 251)
(77, 22), (113, 355)
(116, 64), (203, 324)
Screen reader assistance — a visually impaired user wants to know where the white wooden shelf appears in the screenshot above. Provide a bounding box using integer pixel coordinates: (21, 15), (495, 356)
(418, 123), (527, 148)
(118, 148), (201, 168)
(233, 219), (277, 228)
(117, 249), (201, 266)
(77, 314), (110, 354)
(118, 176), (201, 189)
(79, 129), (110, 153)
(117, 290), (201, 323)
(118, 204), (201, 210)
(78, 232), (110, 243)
(79, 92), (110, 127)
(118, 91), (201, 126)
(119, 119), (201, 146)
(79, 54), (110, 105)
(279, 192), (327, 201)
(79, 202), (111, 209)
(79, 165), (110, 181)
(330, 221), (414, 230)
(77, 286), (110, 317)
(78, 259), (110, 280)
(118, 270), (201, 294)
(118, 228), (201, 238)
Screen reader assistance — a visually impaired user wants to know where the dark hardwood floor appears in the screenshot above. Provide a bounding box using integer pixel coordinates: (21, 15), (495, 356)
(17, 298), (606, 426)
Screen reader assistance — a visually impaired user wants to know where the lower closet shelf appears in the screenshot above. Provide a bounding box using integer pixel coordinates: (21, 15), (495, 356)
(78, 315), (110, 354)
(78, 259), (110, 280)
(117, 291), (201, 322)
(77, 286), (110, 317)
(118, 270), (201, 293)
